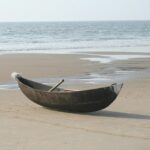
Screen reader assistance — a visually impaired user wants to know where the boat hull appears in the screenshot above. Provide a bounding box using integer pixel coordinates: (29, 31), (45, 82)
(15, 75), (123, 112)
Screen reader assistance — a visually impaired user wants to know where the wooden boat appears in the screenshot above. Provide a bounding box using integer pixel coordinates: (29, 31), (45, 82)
(12, 72), (123, 112)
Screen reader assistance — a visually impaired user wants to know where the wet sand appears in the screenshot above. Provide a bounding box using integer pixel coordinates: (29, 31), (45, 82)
(0, 54), (150, 150)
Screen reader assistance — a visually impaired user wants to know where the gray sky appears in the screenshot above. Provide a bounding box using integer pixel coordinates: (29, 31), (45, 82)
(0, 0), (149, 22)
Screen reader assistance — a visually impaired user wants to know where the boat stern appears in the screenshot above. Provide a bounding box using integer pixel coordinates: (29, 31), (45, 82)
(111, 83), (123, 95)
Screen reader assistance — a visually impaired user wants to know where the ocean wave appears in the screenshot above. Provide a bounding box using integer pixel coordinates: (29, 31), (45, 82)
(0, 21), (150, 54)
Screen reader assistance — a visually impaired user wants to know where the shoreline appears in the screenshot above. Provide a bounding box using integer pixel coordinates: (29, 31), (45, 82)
(1, 45), (150, 55)
(0, 52), (150, 91)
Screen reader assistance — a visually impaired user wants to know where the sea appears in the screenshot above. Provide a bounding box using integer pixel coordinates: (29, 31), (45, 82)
(0, 21), (150, 54)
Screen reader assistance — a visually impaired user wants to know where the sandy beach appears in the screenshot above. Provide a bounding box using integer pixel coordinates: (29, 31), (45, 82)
(0, 53), (150, 150)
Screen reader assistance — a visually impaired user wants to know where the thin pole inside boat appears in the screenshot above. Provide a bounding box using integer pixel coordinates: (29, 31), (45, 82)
(48, 79), (64, 92)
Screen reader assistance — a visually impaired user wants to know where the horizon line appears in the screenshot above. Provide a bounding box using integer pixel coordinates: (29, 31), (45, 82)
(0, 19), (150, 23)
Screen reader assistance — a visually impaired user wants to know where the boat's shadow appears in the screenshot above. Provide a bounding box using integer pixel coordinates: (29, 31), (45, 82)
(44, 106), (150, 121)
(84, 110), (150, 120)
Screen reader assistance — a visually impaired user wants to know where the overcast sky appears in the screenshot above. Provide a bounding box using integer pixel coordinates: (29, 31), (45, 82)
(0, 0), (149, 22)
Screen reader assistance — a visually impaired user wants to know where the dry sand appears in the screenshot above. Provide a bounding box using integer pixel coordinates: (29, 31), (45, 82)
(0, 54), (150, 150)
